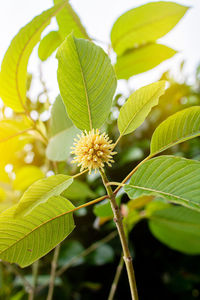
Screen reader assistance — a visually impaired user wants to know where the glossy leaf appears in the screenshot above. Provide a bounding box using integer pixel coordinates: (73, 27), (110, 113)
(38, 31), (63, 61)
(111, 2), (188, 55)
(125, 156), (200, 212)
(115, 44), (176, 80)
(149, 206), (200, 254)
(151, 106), (200, 155)
(15, 174), (73, 216)
(13, 166), (45, 191)
(0, 196), (75, 267)
(57, 34), (117, 131)
(118, 81), (166, 136)
(0, 2), (67, 111)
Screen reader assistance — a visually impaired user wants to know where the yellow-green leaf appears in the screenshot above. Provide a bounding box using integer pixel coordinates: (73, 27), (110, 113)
(125, 156), (200, 212)
(151, 106), (200, 155)
(0, 119), (32, 166)
(118, 81), (166, 136)
(57, 34), (117, 131)
(0, 195), (75, 267)
(0, 2), (67, 111)
(38, 31), (63, 61)
(54, 0), (89, 39)
(13, 166), (45, 191)
(115, 44), (176, 80)
(111, 2), (188, 55)
(15, 174), (73, 217)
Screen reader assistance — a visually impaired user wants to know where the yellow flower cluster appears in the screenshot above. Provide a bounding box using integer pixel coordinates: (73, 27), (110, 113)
(71, 129), (117, 173)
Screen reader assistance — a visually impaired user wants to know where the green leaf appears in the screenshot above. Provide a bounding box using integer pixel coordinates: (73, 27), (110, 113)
(49, 95), (73, 137)
(38, 0), (89, 61)
(14, 174), (73, 217)
(13, 166), (45, 191)
(149, 206), (200, 254)
(62, 179), (96, 200)
(111, 2), (188, 55)
(115, 44), (176, 80)
(54, 0), (89, 39)
(38, 31), (63, 61)
(125, 156), (200, 212)
(46, 127), (80, 161)
(86, 244), (114, 266)
(0, 2), (67, 111)
(0, 195), (75, 267)
(93, 197), (121, 218)
(57, 34), (117, 131)
(118, 81), (166, 136)
(47, 95), (80, 161)
(151, 106), (200, 155)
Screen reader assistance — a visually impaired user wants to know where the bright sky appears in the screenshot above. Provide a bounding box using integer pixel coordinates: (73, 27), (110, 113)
(0, 0), (199, 104)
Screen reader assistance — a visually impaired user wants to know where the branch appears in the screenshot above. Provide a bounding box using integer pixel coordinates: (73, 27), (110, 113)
(47, 244), (61, 300)
(99, 169), (138, 300)
(108, 255), (124, 300)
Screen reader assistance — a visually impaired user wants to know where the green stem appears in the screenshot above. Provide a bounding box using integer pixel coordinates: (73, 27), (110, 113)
(32, 260), (39, 295)
(113, 155), (152, 195)
(99, 169), (138, 300)
(108, 254), (124, 300)
(47, 244), (60, 300)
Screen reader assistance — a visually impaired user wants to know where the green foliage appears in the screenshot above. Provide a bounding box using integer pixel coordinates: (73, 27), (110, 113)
(54, 0), (88, 39)
(0, 2), (67, 111)
(13, 166), (44, 191)
(57, 34), (117, 131)
(46, 127), (80, 161)
(93, 197), (121, 218)
(125, 156), (200, 212)
(49, 95), (73, 137)
(111, 2), (188, 55)
(151, 106), (200, 155)
(47, 95), (80, 161)
(149, 206), (200, 254)
(39, 0), (89, 61)
(14, 174), (73, 216)
(38, 31), (63, 61)
(0, 1), (198, 298)
(115, 44), (176, 79)
(118, 81), (166, 136)
(0, 195), (75, 267)
(62, 179), (96, 201)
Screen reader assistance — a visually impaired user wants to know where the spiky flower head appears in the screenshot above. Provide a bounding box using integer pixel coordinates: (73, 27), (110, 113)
(71, 129), (117, 173)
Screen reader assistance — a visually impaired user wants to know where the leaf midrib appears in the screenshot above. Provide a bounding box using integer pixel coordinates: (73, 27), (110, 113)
(127, 184), (200, 209)
(0, 199), (75, 256)
(120, 88), (161, 136)
(15, 176), (72, 216)
(73, 37), (93, 130)
(151, 131), (200, 155)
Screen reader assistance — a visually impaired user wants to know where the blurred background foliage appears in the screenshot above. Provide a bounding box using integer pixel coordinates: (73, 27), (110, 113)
(0, 0), (200, 299)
